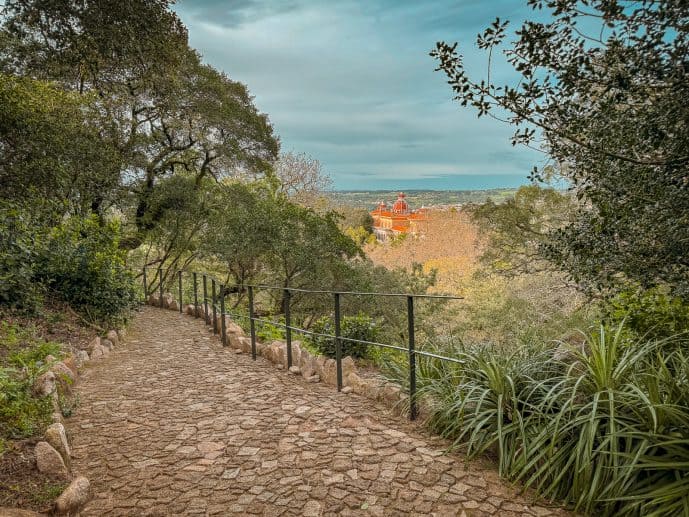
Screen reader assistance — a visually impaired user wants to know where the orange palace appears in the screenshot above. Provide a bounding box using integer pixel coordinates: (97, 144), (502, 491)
(370, 193), (428, 242)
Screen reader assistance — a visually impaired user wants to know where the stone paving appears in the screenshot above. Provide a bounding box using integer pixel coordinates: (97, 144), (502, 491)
(67, 306), (568, 516)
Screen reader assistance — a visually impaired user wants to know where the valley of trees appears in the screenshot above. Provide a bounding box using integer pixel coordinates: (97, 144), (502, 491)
(1, 1), (688, 515)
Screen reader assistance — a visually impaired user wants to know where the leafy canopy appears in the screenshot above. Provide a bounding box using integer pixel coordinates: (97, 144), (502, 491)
(1, 0), (279, 246)
(432, 1), (689, 298)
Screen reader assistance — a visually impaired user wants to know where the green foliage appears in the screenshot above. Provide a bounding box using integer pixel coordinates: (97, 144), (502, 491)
(0, 322), (60, 359)
(433, 2), (689, 298)
(256, 317), (286, 343)
(343, 225), (372, 246)
(606, 287), (689, 341)
(8, 341), (61, 369)
(1, 0), (278, 248)
(29, 482), (68, 506)
(400, 325), (689, 515)
(0, 201), (137, 324)
(0, 323), (58, 441)
(469, 185), (575, 276)
(0, 367), (52, 440)
(448, 272), (596, 348)
(309, 313), (378, 359)
(0, 202), (44, 311)
(0, 73), (122, 217)
(36, 216), (137, 325)
(203, 183), (366, 318)
(0, 0), (188, 87)
(265, 199), (363, 293)
(203, 182), (281, 289)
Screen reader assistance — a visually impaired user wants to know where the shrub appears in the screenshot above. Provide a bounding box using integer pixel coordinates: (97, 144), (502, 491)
(0, 322), (62, 365)
(0, 202), (44, 311)
(256, 316), (286, 342)
(0, 366), (53, 440)
(36, 216), (138, 325)
(403, 325), (689, 516)
(0, 203), (138, 325)
(606, 286), (689, 341)
(0, 323), (58, 441)
(309, 313), (378, 359)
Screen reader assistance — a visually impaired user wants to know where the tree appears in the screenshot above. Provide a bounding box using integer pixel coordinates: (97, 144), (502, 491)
(470, 185), (575, 276)
(126, 54), (278, 244)
(0, 74), (121, 218)
(0, 0), (188, 91)
(1, 0), (279, 245)
(432, 1), (689, 298)
(203, 182), (280, 294)
(265, 200), (362, 313)
(275, 152), (332, 209)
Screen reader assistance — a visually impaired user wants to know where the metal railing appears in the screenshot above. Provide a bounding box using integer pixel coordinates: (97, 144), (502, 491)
(142, 266), (462, 421)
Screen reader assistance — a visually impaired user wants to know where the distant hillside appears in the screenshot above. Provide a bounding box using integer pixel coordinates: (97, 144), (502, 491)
(327, 189), (517, 209)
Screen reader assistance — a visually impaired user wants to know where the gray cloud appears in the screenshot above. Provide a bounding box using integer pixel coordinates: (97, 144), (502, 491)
(177, 0), (302, 28)
(174, 0), (543, 189)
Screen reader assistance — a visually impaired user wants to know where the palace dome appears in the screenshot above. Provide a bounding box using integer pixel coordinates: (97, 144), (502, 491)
(392, 193), (409, 214)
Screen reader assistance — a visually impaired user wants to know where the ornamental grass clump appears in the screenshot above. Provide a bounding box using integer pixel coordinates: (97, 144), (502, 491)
(410, 325), (689, 516)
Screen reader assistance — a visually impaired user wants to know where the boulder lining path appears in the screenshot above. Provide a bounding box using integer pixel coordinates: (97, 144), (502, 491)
(67, 306), (567, 516)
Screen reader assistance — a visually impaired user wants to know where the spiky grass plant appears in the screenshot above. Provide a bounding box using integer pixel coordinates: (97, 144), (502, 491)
(398, 325), (689, 516)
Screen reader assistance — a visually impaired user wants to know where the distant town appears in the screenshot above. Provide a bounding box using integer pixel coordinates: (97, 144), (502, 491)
(327, 188), (519, 209)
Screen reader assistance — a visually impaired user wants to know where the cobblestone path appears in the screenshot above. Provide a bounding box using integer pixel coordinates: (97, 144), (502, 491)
(67, 306), (567, 516)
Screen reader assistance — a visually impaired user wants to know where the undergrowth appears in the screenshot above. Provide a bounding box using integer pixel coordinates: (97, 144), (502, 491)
(386, 326), (689, 515)
(0, 322), (62, 446)
(237, 295), (689, 516)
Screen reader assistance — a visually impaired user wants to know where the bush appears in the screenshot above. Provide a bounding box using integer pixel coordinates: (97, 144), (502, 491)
(256, 316), (286, 342)
(309, 313), (378, 359)
(36, 216), (138, 325)
(0, 203), (45, 311)
(606, 286), (689, 341)
(407, 326), (689, 516)
(0, 323), (58, 441)
(0, 366), (53, 440)
(0, 203), (138, 326)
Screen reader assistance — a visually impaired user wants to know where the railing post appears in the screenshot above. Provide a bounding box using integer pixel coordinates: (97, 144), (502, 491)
(334, 292), (342, 392)
(158, 268), (164, 308)
(248, 286), (257, 360)
(284, 289), (292, 368)
(202, 275), (208, 324)
(193, 272), (198, 317)
(220, 285), (227, 346)
(178, 270), (183, 313)
(408, 295), (417, 421)
(211, 278), (217, 334)
(142, 268), (148, 300)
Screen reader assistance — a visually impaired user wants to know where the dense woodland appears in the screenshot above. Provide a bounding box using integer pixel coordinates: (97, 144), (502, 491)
(1, 0), (688, 515)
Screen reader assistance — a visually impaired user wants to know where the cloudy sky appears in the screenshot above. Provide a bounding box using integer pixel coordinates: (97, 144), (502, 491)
(174, 0), (546, 190)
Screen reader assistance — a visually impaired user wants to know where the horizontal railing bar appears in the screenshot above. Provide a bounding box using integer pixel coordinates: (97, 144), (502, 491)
(278, 288), (462, 300)
(145, 265), (470, 422)
(336, 334), (409, 353)
(287, 325), (409, 353)
(142, 267), (461, 300)
(413, 349), (465, 364)
(248, 285), (461, 299)
(241, 317), (426, 355)
(222, 312), (464, 362)
(147, 267), (467, 365)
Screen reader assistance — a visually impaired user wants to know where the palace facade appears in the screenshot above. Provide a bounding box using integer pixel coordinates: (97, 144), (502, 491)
(370, 193), (428, 242)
